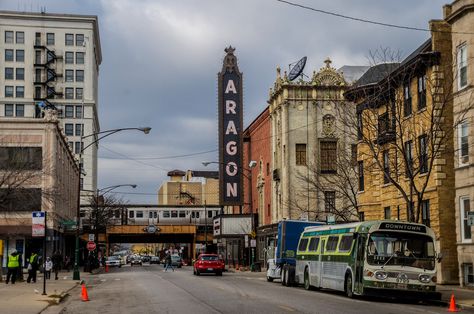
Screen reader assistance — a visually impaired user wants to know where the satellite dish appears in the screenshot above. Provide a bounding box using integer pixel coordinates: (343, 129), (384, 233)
(288, 56), (307, 81)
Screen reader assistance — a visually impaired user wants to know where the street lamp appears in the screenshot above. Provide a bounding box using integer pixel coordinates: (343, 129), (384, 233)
(73, 127), (151, 280)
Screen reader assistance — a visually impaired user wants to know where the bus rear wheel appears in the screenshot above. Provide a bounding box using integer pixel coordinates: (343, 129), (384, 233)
(345, 274), (354, 298)
(304, 269), (311, 290)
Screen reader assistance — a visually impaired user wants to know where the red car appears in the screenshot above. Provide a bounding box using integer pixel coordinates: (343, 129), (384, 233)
(193, 254), (225, 276)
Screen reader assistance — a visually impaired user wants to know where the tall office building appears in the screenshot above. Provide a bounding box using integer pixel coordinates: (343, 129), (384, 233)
(0, 10), (102, 199)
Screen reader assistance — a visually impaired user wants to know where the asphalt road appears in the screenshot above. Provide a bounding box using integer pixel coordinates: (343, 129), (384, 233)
(43, 264), (474, 314)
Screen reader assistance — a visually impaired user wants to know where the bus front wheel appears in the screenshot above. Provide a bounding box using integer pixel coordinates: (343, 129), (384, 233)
(345, 274), (354, 298)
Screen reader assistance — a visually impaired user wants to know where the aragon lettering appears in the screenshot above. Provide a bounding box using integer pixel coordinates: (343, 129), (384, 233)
(225, 80), (237, 94)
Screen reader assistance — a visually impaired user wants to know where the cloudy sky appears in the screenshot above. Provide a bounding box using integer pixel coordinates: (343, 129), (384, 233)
(2, 0), (448, 203)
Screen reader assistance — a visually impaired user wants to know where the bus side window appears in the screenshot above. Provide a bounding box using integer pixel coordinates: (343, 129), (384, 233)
(326, 236), (339, 251)
(338, 235), (353, 252)
(298, 238), (309, 252)
(308, 237), (320, 252)
(191, 212), (195, 219)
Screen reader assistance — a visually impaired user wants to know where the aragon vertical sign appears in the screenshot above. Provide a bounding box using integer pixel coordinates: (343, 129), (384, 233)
(218, 46), (243, 206)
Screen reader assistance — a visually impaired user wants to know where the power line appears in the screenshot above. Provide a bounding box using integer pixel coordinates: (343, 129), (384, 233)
(100, 149), (217, 161)
(275, 0), (474, 35)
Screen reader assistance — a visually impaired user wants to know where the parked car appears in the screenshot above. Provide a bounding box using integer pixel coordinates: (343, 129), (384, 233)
(105, 256), (122, 268)
(130, 256), (142, 266)
(193, 254), (224, 276)
(171, 255), (183, 268)
(150, 256), (160, 264)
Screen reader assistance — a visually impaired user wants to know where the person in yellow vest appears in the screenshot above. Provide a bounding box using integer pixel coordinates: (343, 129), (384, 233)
(27, 251), (39, 283)
(6, 250), (20, 284)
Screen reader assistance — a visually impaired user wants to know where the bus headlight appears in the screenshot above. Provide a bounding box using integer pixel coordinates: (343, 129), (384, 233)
(418, 274), (431, 283)
(431, 276), (437, 283)
(374, 271), (388, 280)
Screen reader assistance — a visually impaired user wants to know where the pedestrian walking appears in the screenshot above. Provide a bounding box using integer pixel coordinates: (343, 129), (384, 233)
(163, 252), (174, 272)
(52, 250), (62, 280)
(63, 255), (70, 272)
(6, 250), (20, 284)
(44, 257), (52, 280)
(26, 251), (39, 283)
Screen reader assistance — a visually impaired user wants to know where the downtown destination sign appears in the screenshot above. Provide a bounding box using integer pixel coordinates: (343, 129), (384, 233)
(218, 46), (243, 206)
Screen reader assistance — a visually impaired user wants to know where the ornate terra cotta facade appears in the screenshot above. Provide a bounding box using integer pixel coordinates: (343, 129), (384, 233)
(268, 59), (367, 224)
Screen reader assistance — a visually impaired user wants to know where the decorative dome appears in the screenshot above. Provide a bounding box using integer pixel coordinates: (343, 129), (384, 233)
(312, 58), (347, 86)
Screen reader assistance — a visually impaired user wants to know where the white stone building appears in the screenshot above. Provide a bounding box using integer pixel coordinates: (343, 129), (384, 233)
(0, 10), (102, 199)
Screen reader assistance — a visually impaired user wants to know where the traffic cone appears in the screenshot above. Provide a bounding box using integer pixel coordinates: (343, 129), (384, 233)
(81, 283), (89, 302)
(105, 264), (109, 273)
(448, 293), (459, 312)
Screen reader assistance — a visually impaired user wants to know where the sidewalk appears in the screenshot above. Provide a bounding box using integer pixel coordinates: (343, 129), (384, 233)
(0, 270), (100, 314)
(437, 285), (474, 309)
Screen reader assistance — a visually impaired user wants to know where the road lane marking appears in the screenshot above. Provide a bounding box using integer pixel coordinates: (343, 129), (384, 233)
(278, 305), (295, 312)
(115, 278), (121, 281)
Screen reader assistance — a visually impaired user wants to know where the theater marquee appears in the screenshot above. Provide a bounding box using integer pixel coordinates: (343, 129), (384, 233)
(218, 46), (243, 206)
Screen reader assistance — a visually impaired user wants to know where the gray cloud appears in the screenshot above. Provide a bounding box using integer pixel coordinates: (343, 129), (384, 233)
(2, 0), (447, 202)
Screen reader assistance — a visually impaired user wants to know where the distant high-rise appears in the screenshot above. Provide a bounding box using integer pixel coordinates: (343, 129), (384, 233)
(0, 10), (102, 198)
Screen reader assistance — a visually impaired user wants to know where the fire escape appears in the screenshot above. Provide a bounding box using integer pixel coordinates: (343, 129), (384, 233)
(33, 41), (63, 117)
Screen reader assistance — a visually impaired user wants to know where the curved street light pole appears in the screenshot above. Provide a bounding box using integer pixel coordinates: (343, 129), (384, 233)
(73, 127), (150, 280)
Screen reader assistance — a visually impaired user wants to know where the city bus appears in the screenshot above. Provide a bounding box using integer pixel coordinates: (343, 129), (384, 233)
(282, 220), (441, 299)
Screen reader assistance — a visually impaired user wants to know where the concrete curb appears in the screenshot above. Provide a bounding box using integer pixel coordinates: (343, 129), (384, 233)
(38, 281), (80, 313)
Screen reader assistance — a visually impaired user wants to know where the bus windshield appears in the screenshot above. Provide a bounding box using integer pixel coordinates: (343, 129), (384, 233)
(367, 231), (435, 270)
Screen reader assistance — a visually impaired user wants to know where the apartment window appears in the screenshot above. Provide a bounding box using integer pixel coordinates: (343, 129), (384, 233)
(65, 34), (74, 46)
(405, 140), (413, 176)
(65, 70), (74, 82)
(14, 68), (24, 81)
(404, 81), (412, 117)
(75, 124), (83, 136)
(65, 105), (74, 118)
(65, 124), (74, 136)
(65, 88), (74, 99)
(5, 86), (14, 97)
(324, 191), (336, 213)
(421, 200), (430, 227)
(383, 150), (390, 183)
(76, 70), (84, 82)
(16, 32), (24, 44)
(136, 211), (144, 218)
(458, 44), (468, 89)
(75, 88), (83, 100)
(378, 112), (389, 136)
(5, 49), (14, 61)
(5, 31), (13, 43)
(16, 50), (24, 62)
(15, 104), (24, 117)
(35, 87), (41, 99)
(459, 122), (469, 165)
(418, 74), (426, 110)
(320, 141), (337, 173)
(419, 134), (428, 174)
(357, 112), (363, 140)
(35, 69), (42, 83)
(5, 67), (13, 80)
(35, 32), (41, 45)
(35, 50), (41, 64)
(75, 105), (83, 118)
(74, 142), (83, 154)
(358, 161), (364, 191)
(295, 143), (307, 165)
(76, 52), (84, 64)
(464, 264), (474, 286)
(65, 52), (74, 64)
(46, 33), (55, 45)
(461, 197), (472, 241)
(16, 86), (24, 98)
(384, 206), (391, 219)
(4, 104), (14, 117)
(76, 34), (84, 46)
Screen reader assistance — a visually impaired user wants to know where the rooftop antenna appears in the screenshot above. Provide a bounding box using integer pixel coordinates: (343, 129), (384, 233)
(288, 56), (308, 81)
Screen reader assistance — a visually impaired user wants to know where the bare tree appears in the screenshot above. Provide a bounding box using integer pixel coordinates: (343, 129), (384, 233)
(341, 45), (474, 223)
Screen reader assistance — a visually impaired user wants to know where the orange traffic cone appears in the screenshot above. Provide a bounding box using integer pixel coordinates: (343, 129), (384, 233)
(105, 264), (109, 273)
(81, 283), (89, 302)
(448, 293), (459, 312)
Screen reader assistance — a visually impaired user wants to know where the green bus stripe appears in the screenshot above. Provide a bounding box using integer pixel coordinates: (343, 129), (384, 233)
(296, 254), (352, 263)
(303, 228), (353, 237)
